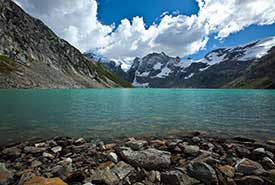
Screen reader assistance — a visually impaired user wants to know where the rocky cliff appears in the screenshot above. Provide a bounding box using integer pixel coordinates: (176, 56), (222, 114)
(0, 0), (131, 88)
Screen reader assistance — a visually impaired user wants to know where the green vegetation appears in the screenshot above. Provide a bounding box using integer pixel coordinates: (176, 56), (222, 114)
(92, 62), (133, 88)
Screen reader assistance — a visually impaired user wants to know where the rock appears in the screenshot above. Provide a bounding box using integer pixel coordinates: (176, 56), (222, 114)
(43, 152), (55, 159)
(235, 158), (264, 175)
(2, 146), (21, 156)
(253, 148), (266, 157)
(126, 140), (148, 150)
(183, 145), (200, 156)
(161, 170), (199, 185)
(23, 176), (68, 185)
(98, 141), (106, 151)
(187, 161), (218, 185)
(147, 171), (161, 182)
(233, 136), (256, 143)
(30, 160), (42, 168)
(65, 172), (85, 183)
(52, 158), (72, 179)
(0, 163), (13, 185)
(236, 146), (251, 157)
(253, 148), (274, 159)
(192, 137), (201, 144)
(24, 146), (45, 153)
(107, 152), (118, 163)
(75, 138), (86, 145)
(118, 147), (171, 170)
(217, 165), (235, 178)
(90, 170), (119, 185)
(262, 157), (275, 169)
(235, 175), (264, 185)
(34, 142), (46, 147)
(112, 161), (135, 180)
(51, 146), (62, 153)
(18, 172), (35, 185)
(267, 140), (275, 146)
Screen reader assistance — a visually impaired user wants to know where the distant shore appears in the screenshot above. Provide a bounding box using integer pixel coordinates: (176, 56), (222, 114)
(1, 132), (275, 185)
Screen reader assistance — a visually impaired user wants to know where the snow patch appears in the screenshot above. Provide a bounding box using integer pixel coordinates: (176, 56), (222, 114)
(136, 71), (150, 77)
(239, 37), (275, 61)
(184, 73), (194, 80)
(153, 63), (162, 70)
(155, 66), (172, 78)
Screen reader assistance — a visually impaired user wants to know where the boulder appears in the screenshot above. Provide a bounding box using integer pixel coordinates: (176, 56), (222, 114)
(0, 163), (13, 185)
(119, 147), (171, 170)
(23, 176), (68, 185)
(187, 161), (218, 185)
(235, 158), (264, 175)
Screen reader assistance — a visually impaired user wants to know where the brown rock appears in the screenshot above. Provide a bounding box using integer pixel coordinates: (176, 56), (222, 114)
(218, 165), (235, 178)
(24, 176), (68, 185)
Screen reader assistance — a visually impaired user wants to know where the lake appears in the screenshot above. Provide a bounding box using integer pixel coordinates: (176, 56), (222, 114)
(0, 88), (275, 145)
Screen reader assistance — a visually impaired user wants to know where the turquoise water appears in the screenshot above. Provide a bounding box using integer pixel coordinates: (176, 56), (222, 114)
(0, 88), (275, 145)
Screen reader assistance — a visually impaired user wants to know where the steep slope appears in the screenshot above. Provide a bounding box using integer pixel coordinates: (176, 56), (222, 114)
(0, 0), (131, 88)
(224, 47), (275, 89)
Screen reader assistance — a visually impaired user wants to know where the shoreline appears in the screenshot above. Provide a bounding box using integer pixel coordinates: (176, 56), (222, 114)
(1, 132), (275, 185)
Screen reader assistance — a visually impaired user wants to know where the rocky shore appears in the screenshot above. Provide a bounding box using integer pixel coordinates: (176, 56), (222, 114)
(1, 132), (275, 185)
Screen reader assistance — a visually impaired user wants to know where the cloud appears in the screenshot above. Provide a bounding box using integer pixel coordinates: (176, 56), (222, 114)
(197, 0), (275, 39)
(14, 0), (275, 60)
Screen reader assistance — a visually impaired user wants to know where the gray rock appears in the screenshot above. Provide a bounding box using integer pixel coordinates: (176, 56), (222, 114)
(126, 140), (148, 150)
(0, 163), (13, 185)
(192, 137), (201, 144)
(112, 161), (135, 180)
(262, 157), (275, 169)
(51, 146), (62, 153)
(187, 161), (218, 185)
(31, 160), (42, 168)
(2, 146), (21, 156)
(161, 170), (199, 185)
(235, 158), (264, 175)
(24, 146), (46, 153)
(119, 147), (171, 170)
(183, 145), (200, 156)
(107, 152), (119, 163)
(43, 152), (55, 159)
(90, 169), (120, 185)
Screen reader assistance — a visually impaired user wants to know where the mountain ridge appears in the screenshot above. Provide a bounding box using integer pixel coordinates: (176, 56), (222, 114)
(0, 0), (132, 88)
(86, 36), (275, 88)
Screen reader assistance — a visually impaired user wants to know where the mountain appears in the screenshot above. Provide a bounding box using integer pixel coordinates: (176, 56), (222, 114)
(88, 37), (275, 88)
(0, 0), (131, 88)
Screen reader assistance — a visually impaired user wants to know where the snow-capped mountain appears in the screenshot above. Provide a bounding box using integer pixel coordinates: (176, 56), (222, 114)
(86, 36), (275, 88)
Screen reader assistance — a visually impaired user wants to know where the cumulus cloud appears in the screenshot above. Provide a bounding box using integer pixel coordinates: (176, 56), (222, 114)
(14, 0), (275, 60)
(197, 0), (275, 38)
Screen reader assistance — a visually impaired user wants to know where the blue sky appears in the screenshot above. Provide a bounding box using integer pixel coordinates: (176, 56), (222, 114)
(97, 0), (275, 59)
(15, 0), (275, 60)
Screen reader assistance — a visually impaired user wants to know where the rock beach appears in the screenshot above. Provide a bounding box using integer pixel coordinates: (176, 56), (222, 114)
(1, 133), (275, 184)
